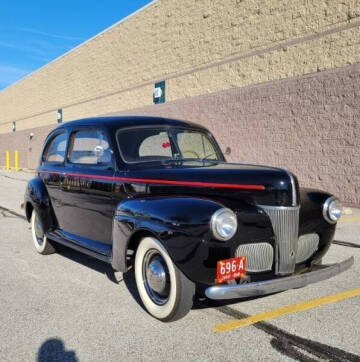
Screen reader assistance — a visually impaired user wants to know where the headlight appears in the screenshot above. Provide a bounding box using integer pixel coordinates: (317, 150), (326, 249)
(211, 208), (237, 241)
(323, 197), (342, 224)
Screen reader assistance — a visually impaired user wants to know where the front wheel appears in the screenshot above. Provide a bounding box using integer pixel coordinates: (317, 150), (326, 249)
(134, 237), (195, 321)
(31, 210), (55, 255)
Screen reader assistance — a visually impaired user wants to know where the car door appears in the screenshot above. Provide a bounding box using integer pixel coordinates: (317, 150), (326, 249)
(39, 130), (68, 229)
(59, 127), (116, 253)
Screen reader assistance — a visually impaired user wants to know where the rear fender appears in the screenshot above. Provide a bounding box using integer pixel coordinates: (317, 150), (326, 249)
(24, 177), (55, 232)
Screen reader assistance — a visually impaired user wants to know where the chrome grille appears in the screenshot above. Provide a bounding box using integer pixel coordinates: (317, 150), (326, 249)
(260, 205), (300, 275)
(235, 243), (273, 272)
(296, 233), (319, 263)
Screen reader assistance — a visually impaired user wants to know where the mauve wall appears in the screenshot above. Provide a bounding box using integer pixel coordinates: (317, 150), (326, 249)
(111, 64), (360, 206)
(0, 124), (56, 171)
(0, 63), (359, 205)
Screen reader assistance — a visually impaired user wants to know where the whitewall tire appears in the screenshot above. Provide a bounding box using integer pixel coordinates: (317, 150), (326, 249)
(134, 237), (195, 321)
(31, 210), (55, 255)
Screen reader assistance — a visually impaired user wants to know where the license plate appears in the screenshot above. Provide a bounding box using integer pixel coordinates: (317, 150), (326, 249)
(216, 256), (246, 283)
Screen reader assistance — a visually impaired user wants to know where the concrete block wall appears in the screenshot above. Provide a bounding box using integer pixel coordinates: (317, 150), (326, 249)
(1, 0), (360, 132)
(0, 0), (359, 205)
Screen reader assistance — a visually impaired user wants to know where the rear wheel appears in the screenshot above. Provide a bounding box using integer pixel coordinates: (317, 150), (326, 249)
(31, 210), (55, 255)
(134, 237), (195, 321)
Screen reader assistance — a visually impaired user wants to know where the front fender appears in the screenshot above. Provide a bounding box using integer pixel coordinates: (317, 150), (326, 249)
(111, 196), (221, 275)
(111, 196), (272, 285)
(24, 177), (55, 232)
(299, 187), (336, 263)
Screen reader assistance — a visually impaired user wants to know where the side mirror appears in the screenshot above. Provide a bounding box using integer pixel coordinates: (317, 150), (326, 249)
(224, 147), (231, 156)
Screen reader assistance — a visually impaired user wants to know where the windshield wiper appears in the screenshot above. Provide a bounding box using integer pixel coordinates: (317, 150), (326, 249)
(199, 158), (219, 163)
(161, 158), (187, 165)
(161, 158), (219, 165)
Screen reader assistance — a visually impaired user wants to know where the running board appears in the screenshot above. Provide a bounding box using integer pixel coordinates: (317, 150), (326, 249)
(46, 231), (112, 263)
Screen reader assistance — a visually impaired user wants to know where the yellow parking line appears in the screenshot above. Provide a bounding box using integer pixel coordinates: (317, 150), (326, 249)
(213, 288), (360, 333)
(339, 216), (360, 223)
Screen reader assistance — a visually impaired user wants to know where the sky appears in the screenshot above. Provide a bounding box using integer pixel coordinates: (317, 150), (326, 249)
(0, 0), (153, 90)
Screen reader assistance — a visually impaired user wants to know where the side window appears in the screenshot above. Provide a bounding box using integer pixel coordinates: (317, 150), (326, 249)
(43, 132), (67, 163)
(68, 130), (113, 166)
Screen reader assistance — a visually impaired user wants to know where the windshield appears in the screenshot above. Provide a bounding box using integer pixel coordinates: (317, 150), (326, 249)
(117, 127), (222, 163)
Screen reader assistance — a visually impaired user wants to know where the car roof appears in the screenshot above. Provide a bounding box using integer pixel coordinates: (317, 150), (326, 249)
(55, 115), (207, 131)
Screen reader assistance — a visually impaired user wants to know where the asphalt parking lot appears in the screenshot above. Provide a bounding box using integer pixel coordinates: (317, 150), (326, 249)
(0, 170), (359, 361)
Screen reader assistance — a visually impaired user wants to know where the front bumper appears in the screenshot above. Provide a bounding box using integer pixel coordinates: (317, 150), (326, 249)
(205, 256), (354, 300)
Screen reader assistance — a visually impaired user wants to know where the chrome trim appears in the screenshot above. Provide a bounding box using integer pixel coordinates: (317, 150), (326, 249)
(296, 234), (319, 263)
(260, 205), (300, 275)
(322, 196), (341, 224)
(210, 208), (237, 241)
(260, 205), (299, 211)
(235, 243), (273, 272)
(142, 250), (170, 305)
(205, 257), (354, 300)
(284, 170), (297, 206)
(146, 257), (167, 294)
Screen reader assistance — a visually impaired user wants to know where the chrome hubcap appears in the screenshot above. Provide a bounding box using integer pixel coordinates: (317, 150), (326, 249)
(143, 250), (170, 305)
(146, 257), (167, 294)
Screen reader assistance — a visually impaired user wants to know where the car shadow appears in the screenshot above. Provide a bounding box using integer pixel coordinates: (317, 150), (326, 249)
(37, 338), (78, 362)
(55, 246), (149, 313)
(55, 246), (122, 285)
(123, 268), (147, 309)
(54, 246), (274, 312)
(192, 292), (273, 310)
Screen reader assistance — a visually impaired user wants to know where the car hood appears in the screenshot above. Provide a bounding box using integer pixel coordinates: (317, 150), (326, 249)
(124, 161), (298, 207)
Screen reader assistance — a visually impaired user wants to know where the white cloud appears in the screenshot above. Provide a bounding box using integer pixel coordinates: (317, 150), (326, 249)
(10, 27), (83, 41)
(0, 65), (31, 89)
(0, 27), (83, 89)
(0, 40), (48, 56)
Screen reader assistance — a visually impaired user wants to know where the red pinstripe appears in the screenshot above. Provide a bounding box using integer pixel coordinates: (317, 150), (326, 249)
(39, 170), (265, 191)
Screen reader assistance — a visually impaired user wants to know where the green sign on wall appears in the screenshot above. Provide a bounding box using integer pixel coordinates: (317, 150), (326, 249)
(154, 80), (165, 104)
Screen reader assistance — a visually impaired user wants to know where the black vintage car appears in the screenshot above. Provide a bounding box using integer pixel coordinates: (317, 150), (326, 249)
(24, 116), (353, 321)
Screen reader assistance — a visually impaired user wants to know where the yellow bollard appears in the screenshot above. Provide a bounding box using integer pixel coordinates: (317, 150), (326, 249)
(6, 151), (10, 170)
(14, 150), (19, 171)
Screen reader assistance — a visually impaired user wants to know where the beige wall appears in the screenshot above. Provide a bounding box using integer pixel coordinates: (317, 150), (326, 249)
(0, 0), (359, 205)
(1, 0), (360, 132)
